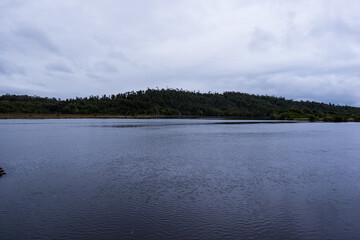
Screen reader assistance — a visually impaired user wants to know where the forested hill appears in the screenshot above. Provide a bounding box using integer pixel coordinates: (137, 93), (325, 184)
(1, 89), (360, 121)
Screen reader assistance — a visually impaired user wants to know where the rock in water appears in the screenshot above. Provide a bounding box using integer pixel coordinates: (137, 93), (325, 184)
(0, 167), (5, 176)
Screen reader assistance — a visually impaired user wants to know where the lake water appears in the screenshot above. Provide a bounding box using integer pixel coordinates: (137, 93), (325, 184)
(0, 119), (360, 239)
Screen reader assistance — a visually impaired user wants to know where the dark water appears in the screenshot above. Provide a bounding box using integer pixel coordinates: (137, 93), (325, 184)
(1, 119), (360, 240)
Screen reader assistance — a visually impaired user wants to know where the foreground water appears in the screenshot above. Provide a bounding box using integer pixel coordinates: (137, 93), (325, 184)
(0, 119), (359, 239)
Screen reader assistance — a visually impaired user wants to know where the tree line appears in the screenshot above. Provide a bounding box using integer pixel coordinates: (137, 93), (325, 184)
(1, 88), (360, 121)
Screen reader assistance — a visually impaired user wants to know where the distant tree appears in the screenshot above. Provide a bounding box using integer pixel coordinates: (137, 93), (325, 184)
(1, 89), (359, 121)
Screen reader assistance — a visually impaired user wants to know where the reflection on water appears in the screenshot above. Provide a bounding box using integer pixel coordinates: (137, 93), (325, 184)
(92, 119), (298, 129)
(0, 119), (360, 239)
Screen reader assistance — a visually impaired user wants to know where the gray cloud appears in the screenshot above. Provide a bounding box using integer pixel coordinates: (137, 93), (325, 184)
(0, 0), (360, 106)
(45, 63), (73, 73)
(0, 59), (24, 75)
(248, 28), (276, 52)
(14, 25), (58, 53)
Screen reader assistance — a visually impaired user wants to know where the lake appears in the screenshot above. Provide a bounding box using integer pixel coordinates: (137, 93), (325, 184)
(1, 119), (360, 239)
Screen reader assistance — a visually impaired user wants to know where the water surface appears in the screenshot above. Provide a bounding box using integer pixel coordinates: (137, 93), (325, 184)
(1, 119), (360, 239)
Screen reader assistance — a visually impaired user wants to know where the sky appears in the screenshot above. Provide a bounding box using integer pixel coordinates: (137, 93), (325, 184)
(1, 0), (360, 106)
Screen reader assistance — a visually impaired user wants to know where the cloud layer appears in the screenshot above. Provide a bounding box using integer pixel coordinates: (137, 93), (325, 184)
(1, 0), (360, 106)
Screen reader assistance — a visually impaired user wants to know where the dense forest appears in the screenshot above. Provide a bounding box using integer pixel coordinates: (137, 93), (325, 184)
(1, 89), (360, 121)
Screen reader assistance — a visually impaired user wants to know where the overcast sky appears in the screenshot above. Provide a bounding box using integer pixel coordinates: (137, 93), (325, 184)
(1, 0), (360, 106)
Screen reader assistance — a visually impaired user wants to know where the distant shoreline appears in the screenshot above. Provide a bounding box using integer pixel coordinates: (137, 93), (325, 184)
(0, 114), (171, 119)
(0, 114), (224, 120)
(1, 113), (358, 122)
(0, 113), (289, 120)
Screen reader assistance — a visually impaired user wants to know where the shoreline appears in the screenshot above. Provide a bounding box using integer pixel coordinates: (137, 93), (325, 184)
(0, 114), (359, 122)
(0, 114), (223, 119)
(0, 113), (286, 120)
(0, 114), (174, 119)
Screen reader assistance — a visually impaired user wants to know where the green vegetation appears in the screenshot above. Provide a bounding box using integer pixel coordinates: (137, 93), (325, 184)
(1, 89), (360, 121)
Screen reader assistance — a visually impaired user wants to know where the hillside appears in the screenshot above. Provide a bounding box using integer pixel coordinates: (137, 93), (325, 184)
(1, 89), (360, 121)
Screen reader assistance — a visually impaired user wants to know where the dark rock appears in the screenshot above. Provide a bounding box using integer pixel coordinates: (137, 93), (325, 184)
(0, 168), (5, 176)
